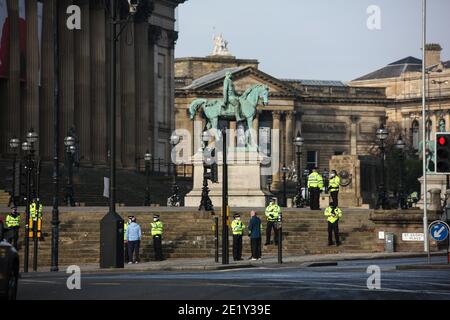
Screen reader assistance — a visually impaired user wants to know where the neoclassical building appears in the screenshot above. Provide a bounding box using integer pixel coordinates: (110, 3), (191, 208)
(350, 43), (450, 149)
(175, 50), (389, 190)
(0, 0), (185, 168)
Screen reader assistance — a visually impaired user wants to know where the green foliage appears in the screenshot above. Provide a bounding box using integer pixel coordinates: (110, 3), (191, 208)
(385, 149), (421, 195)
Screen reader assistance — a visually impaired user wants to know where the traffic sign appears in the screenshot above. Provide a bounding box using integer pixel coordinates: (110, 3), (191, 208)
(429, 221), (449, 242)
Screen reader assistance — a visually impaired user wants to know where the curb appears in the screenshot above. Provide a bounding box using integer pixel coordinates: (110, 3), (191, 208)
(396, 264), (450, 270)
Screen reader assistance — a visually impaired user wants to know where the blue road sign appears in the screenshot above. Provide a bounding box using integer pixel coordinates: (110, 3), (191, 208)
(429, 221), (449, 242)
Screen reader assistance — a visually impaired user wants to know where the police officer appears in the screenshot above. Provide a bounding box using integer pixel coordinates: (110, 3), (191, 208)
(5, 207), (20, 249)
(324, 202), (342, 246)
(124, 215), (134, 264)
(264, 197), (280, 245)
(328, 170), (340, 207)
(308, 167), (323, 210)
(151, 215), (164, 261)
(29, 198), (43, 240)
(231, 213), (245, 261)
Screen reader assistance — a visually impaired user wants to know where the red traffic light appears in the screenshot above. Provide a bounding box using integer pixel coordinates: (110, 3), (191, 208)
(438, 136), (447, 146)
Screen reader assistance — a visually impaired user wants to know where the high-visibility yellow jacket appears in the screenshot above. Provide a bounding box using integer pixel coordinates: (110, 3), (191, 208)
(231, 219), (245, 235)
(329, 176), (341, 192)
(324, 207), (343, 224)
(308, 172), (323, 189)
(124, 222), (128, 241)
(265, 203), (280, 221)
(151, 221), (163, 236)
(6, 214), (20, 228)
(30, 203), (43, 221)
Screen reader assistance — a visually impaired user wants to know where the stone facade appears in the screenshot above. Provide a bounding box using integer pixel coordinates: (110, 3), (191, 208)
(350, 44), (450, 146)
(0, 0), (185, 168)
(174, 55), (388, 191)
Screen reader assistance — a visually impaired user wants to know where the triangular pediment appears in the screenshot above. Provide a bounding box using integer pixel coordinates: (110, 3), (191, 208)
(182, 66), (298, 96)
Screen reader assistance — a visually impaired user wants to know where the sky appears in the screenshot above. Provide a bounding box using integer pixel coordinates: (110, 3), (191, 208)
(175, 0), (450, 82)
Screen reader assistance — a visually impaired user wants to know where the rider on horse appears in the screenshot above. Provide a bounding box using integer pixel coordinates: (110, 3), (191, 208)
(223, 71), (242, 121)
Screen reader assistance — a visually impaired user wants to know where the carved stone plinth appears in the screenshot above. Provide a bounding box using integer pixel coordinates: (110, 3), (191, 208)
(184, 150), (267, 208)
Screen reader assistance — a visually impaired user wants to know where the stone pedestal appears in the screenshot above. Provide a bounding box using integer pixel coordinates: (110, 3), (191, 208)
(417, 175), (449, 209)
(184, 150), (267, 208)
(329, 155), (363, 208)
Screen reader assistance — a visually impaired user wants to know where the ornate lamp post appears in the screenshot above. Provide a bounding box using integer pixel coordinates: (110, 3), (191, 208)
(168, 134), (181, 207)
(199, 131), (213, 211)
(22, 128), (38, 273)
(9, 138), (20, 207)
(293, 132), (304, 208)
(376, 124), (389, 210)
(281, 166), (289, 207)
(64, 134), (76, 207)
(144, 150), (152, 206)
(395, 135), (407, 210)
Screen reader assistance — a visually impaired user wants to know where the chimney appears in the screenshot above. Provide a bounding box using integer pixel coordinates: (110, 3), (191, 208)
(425, 43), (442, 67)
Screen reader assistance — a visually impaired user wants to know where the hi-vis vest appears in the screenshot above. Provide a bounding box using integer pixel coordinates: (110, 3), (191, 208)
(265, 203), (280, 221)
(329, 176), (341, 192)
(231, 220), (245, 235)
(324, 207), (343, 224)
(6, 214), (20, 228)
(308, 172), (324, 189)
(30, 203), (43, 220)
(151, 221), (163, 236)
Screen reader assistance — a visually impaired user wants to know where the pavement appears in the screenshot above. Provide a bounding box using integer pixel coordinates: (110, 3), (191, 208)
(25, 251), (449, 274)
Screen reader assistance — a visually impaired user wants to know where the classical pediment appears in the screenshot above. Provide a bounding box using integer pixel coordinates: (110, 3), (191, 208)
(181, 66), (298, 97)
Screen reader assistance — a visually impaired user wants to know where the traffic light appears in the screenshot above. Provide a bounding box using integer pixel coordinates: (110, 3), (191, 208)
(436, 133), (450, 174)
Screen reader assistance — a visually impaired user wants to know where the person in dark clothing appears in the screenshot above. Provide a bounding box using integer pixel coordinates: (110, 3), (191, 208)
(248, 210), (262, 260)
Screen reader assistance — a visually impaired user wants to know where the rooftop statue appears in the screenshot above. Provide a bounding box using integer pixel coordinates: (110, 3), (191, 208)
(212, 33), (232, 56)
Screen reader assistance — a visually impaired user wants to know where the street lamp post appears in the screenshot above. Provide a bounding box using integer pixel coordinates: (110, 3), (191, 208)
(293, 132), (304, 208)
(395, 135), (407, 209)
(144, 151), (152, 206)
(281, 166), (289, 207)
(22, 128), (38, 273)
(9, 138), (20, 207)
(199, 130), (214, 211)
(168, 134), (181, 207)
(64, 134), (76, 207)
(221, 127), (229, 265)
(376, 124), (389, 210)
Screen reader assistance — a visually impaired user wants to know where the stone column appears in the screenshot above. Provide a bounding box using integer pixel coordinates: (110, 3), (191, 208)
(74, 0), (91, 164)
(446, 110), (450, 132)
(90, 2), (107, 165)
(120, 23), (136, 168)
(39, 0), (56, 160)
(252, 110), (260, 146)
(285, 111), (294, 166)
(135, 22), (150, 161)
(5, 0), (21, 149)
(24, 0), (40, 142)
(350, 116), (359, 155)
(59, 0), (75, 155)
(431, 111), (438, 138)
(272, 111), (281, 188)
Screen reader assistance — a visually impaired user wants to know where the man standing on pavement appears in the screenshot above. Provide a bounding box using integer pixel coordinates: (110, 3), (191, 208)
(248, 210), (262, 260)
(264, 197), (280, 246)
(324, 202), (342, 246)
(151, 214), (164, 261)
(328, 170), (340, 207)
(231, 213), (245, 261)
(5, 207), (20, 249)
(308, 167), (323, 210)
(125, 216), (142, 264)
(124, 215), (133, 264)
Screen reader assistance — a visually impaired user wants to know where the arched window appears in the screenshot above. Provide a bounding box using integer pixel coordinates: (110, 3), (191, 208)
(411, 120), (419, 150)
